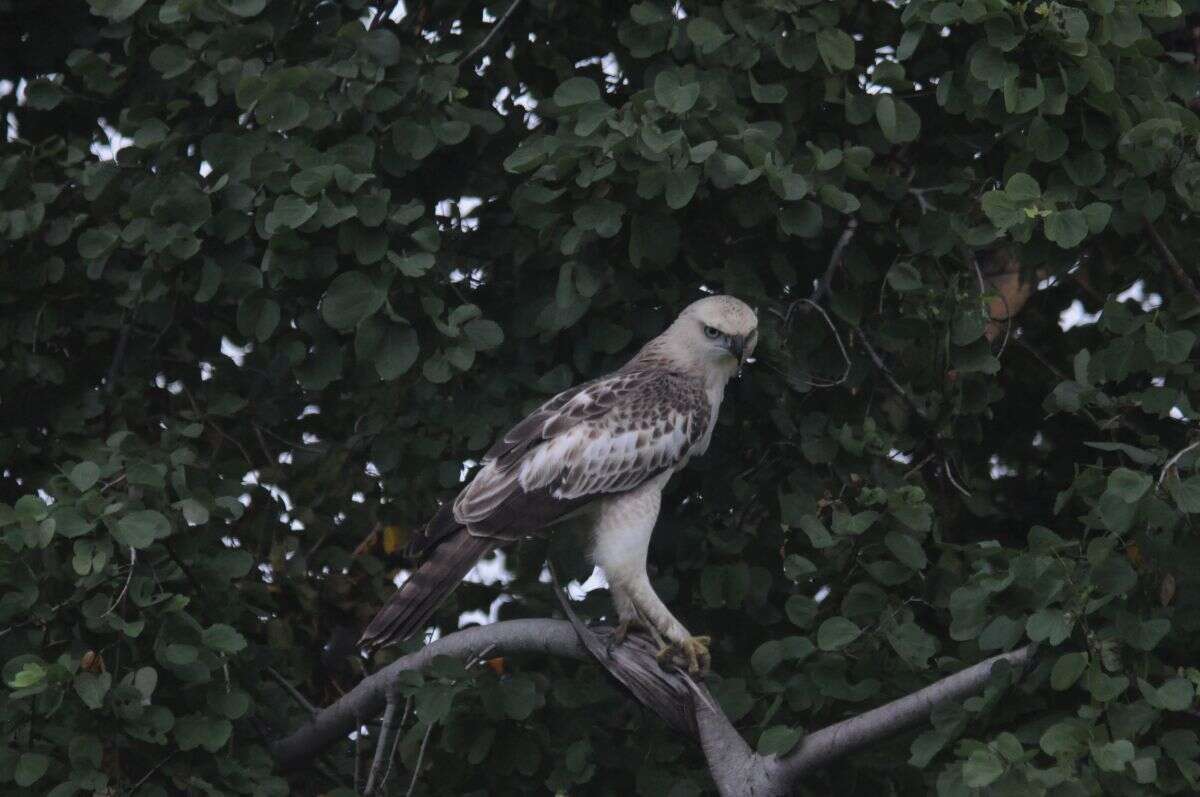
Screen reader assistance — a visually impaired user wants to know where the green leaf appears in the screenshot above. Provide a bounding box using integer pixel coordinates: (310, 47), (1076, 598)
(1091, 739), (1134, 772)
(816, 28), (856, 71)
(69, 461), (100, 492)
(554, 77), (601, 107)
(1044, 209), (1089, 249)
(175, 714), (233, 752)
(885, 531), (928, 570)
(817, 617), (862, 651)
(464, 319), (503, 351)
(687, 18), (731, 54)
(14, 752), (49, 788)
(780, 202), (822, 238)
(665, 168), (700, 210)
(751, 640), (783, 675)
(88, 0), (147, 21)
(1050, 652), (1088, 690)
(202, 624), (247, 653)
(78, 227), (117, 259)
(1107, 468), (1151, 503)
(875, 95), (921, 143)
(74, 671), (111, 709)
(376, 324), (420, 379)
(1006, 173), (1041, 201)
(175, 498), (210, 526)
(217, 0), (266, 16)
(758, 726), (803, 756)
(1026, 608), (1071, 645)
(963, 749), (1004, 788)
(654, 70), (700, 114)
(1156, 677), (1195, 711)
(359, 30), (401, 66)
(266, 195), (317, 234)
(321, 271), (386, 330)
(886, 262), (922, 291)
(114, 510), (171, 549)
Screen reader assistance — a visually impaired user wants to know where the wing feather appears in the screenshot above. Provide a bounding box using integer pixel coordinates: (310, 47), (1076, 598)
(452, 369), (710, 536)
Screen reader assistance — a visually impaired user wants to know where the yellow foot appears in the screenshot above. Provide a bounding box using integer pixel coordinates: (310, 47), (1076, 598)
(656, 635), (712, 675)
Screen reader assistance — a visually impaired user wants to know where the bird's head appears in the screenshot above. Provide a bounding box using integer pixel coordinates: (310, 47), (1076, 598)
(673, 295), (759, 379)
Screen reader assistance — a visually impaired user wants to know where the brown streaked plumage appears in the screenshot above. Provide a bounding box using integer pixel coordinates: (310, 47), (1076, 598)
(359, 295), (758, 672)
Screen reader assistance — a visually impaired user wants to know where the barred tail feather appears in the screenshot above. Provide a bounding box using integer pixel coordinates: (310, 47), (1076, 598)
(358, 531), (497, 650)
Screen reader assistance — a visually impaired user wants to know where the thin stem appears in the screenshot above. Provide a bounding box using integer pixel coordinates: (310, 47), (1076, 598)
(406, 720), (436, 797)
(810, 218), (858, 304)
(456, 0), (524, 67)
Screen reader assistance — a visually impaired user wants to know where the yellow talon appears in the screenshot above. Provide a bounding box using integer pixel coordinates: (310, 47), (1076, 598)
(656, 635), (712, 675)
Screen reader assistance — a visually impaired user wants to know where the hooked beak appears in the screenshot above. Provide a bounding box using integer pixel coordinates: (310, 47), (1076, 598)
(729, 335), (746, 375)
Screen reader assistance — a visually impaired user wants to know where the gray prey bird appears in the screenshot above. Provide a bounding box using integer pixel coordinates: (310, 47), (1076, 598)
(359, 295), (759, 673)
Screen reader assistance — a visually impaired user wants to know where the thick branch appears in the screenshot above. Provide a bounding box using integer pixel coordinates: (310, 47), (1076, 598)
(770, 643), (1035, 785)
(270, 619), (1034, 796)
(271, 620), (587, 769)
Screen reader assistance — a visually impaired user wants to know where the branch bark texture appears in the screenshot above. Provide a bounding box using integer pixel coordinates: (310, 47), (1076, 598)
(271, 618), (1034, 795)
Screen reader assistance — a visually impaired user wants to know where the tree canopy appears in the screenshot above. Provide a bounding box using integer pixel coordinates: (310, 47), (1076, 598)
(2, 0), (1200, 794)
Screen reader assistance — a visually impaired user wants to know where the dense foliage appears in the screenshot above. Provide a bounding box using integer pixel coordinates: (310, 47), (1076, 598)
(3, 0), (1200, 793)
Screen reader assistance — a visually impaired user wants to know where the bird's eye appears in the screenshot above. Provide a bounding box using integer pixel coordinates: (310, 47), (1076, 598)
(704, 325), (721, 339)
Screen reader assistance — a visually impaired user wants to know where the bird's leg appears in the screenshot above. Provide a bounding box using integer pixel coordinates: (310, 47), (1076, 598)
(607, 585), (653, 649)
(617, 572), (711, 675)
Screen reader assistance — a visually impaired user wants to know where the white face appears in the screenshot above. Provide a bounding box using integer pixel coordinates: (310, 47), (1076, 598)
(686, 296), (759, 367)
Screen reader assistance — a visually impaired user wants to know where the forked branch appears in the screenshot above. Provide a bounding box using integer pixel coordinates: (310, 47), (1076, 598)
(270, 618), (1034, 796)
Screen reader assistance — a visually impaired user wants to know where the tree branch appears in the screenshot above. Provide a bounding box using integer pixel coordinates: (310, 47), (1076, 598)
(270, 619), (1035, 795)
(456, 0), (524, 68)
(1144, 216), (1200, 306)
(270, 620), (588, 769)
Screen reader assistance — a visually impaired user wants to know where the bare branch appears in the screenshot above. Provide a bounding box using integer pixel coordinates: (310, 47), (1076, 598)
(855, 329), (929, 421)
(100, 548), (136, 617)
(773, 644), (1035, 783)
(810, 219), (858, 304)
(1145, 216), (1200, 306)
(270, 619), (1036, 796)
(1159, 437), (1200, 489)
(456, 0), (524, 68)
(265, 667), (319, 717)
(364, 689), (403, 796)
(271, 620), (589, 769)
(406, 720), (436, 797)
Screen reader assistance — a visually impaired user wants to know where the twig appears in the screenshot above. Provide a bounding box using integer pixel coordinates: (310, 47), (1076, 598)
(455, 0), (524, 67)
(810, 219), (858, 304)
(379, 697), (413, 790)
(265, 667), (320, 717)
(100, 473), (127, 493)
(364, 691), (404, 795)
(368, 0), (404, 30)
(942, 458), (972, 498)
(855, 329), (929, 421)
(100, 548), (137, 617)
(406, 719), (436, 797)
(105, 321), (133, 395)
(354, 714), (364, 794)
(128, 752), (176, 792)
(1144, 217), (1200, 305)
(793, 299), (852, 387)
(1158, 438), (1200, 489)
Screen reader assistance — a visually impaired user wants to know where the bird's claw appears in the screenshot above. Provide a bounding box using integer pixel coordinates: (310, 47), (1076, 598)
(610, 617), (647, 647)
(657, 635), (711, 675)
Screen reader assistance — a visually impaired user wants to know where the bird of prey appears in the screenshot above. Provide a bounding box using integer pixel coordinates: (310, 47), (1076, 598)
(359, 295), (758, 673)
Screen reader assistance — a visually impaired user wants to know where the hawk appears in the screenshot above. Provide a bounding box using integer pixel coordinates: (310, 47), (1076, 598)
(359, 295), (758, 673)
